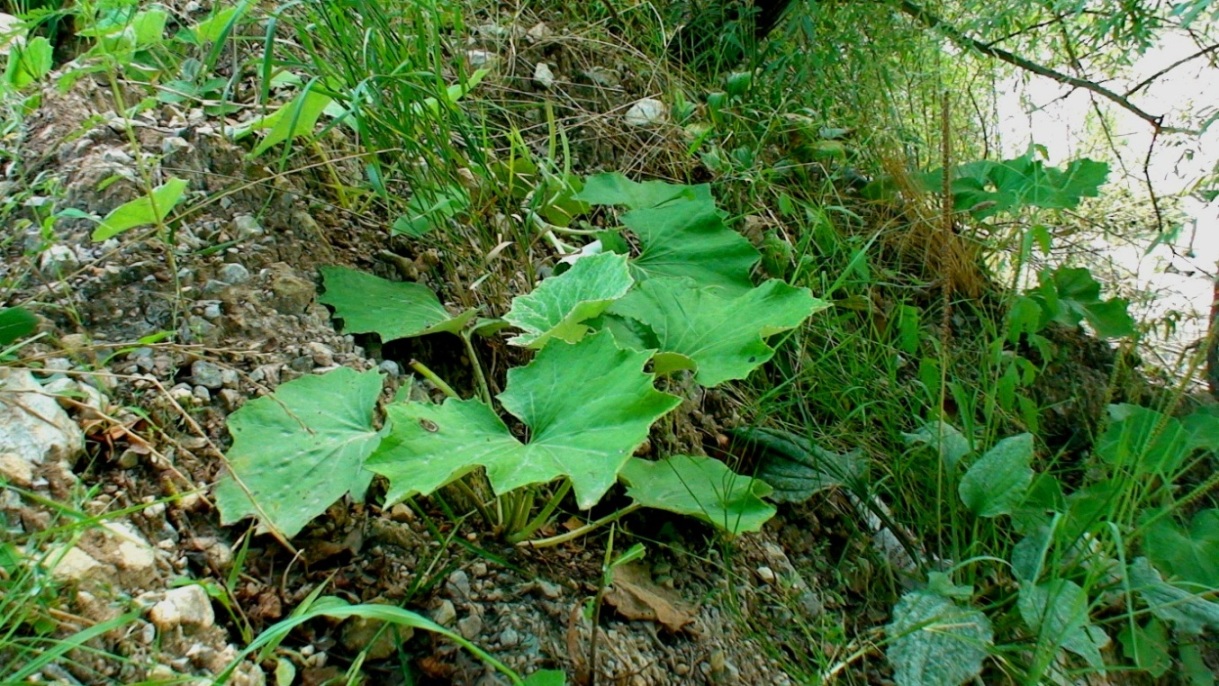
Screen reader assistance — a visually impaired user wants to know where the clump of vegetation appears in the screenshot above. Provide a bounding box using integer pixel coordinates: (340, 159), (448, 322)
(1, 0), (1216, 683)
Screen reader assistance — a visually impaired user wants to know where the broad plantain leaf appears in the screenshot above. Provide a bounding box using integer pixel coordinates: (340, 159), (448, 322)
(902, 420), (973, 470)
(318, 265), (475, 341)
(573, 172), (703, 209)
(214, 368), (384, 538)
(1096, 404), (1190, 476)
(248, 88), (332, 157)
(1130, 557), (1219, 635)
(958, 433), (1034, 517)
(619, 455), (776, 534)
(92, 178), (189, 241)
(1143, 509), (1219, 590)
(505, 252), (633, 348)
(886, 591), (993, 686)
(367, 331), (680, 509)
(1018, 579), (1108, 668)
(1118, 618), (1171, 678)
(732, 426), (866, 503)
(610, 277), (827, 386)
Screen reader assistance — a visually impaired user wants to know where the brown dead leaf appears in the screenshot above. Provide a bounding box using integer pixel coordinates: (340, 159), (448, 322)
(603, 563), (696, 633)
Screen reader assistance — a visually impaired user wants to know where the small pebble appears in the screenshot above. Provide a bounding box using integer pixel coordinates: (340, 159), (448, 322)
(218, 263), (250, 284)
(190, 360), (224, 389)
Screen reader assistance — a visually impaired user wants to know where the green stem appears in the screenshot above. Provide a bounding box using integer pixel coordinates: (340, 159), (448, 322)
(461, 332), (493, 406)
(409, 359), (459, 399)
(450, 477), (495, 529)
(506, 481), (572, 544)
(520, 503), (642, 549)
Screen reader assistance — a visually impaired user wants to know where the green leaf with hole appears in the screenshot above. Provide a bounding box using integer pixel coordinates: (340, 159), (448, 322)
(958, 433), (1034, 517)
(610, 277), (827, 386)
(619, 455), (776, 535)
(213, 367), (385, 539)
(1144, 509), (1219, 590)
(367, 331), (680, 509)
(505, 252), (633, 348)
(1018, 579), (1108, 668)
(91, 178), (189, 241)
(886, 591), (992, 686)
(0, 307), (38, 346)
(318, 265), (475, 341)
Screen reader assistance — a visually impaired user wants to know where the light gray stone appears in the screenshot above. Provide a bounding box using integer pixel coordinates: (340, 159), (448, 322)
(0, 368), (85, 469)
(190, 360), (224, 389)
(149, 585), (215, 630)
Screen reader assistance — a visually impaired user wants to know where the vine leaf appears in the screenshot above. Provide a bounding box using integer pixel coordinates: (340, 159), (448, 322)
(213, 368), (385, 539)
(318, 265), (475, 341)
(958, 433), (1034, 517)
(367, 331), (681, 509)
(610, 277), (827, 386)
(886, 590), (993, 686)
(619, 455), (776, 534)
(505, 252), (634, 348)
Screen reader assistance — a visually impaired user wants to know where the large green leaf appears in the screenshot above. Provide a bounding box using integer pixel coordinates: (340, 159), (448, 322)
(0, 307), (38, 346)
(886, 591), (993, 686)
(731, 426), (866, 503)
(92, 178), (189, 241)
(958, 433), (1034, 517)
(623, 200), (759, 291)
(923, 153), (1109, 219)
(619, 455), (776, 534)
(902, 420), (973, 470)
(573, 172), (704, 210)
(1018, 579), (1108, 669)
(367, 331), (681, 509)
(1129, 557), (1219, 635)
(1144, 509), (1219, 590)
(610, 277), (827, 386)
(1096, 404), (1190, 476)
(505, 252), (633, 348)
(318, 265), (475, 341)
(214, 368), (385, 538)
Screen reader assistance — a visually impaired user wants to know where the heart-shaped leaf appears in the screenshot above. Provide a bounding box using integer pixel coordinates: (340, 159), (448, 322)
(505, 252), (633, 348)
(214, 368), (385, 538)
(610, 277), (827, 386)
(367, 331), (680, 509)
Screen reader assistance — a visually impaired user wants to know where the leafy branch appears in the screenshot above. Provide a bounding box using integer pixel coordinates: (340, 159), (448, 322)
(894, 0), (1184, 133)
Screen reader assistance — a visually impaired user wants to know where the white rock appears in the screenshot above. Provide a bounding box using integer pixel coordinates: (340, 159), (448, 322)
(534, 62), (556, 89)
(625, 98), (667, 127)
(49, 546), (107, 583)
(0, 368), (85, 468)
(466, 50), (497, 69)
(39, 244), (80, 273)
(149, 585), (215, 630)
(526, 22), (550, 42)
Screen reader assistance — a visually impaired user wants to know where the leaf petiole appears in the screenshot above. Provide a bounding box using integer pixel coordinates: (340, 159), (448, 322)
(521, 502), (643, 549)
